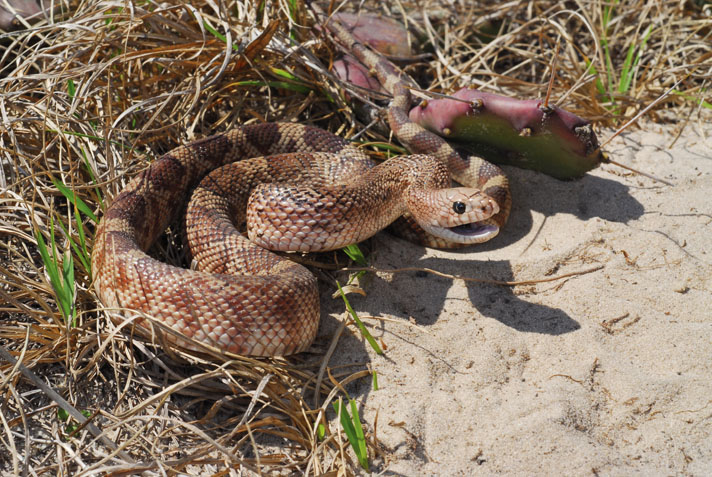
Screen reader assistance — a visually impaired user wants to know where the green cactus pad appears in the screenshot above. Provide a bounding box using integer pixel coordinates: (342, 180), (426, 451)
(409, 88), (605, 179)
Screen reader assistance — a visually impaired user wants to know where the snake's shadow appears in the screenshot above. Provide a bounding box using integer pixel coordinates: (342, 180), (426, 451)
(332, 251), (580, 337)
(320, 167), (645, 348)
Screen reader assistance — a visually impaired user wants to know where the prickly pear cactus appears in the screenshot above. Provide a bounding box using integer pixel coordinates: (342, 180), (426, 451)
(409, 87), (605, 179)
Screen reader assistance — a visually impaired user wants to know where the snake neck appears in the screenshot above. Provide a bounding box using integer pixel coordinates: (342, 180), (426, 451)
(246, 154), (451, 252)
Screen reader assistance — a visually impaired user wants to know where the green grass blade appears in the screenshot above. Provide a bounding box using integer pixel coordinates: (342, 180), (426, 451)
(342, 243), (368, 284)
(618, 42), (637, 93)
(53, 173), (93, 276)
(51, 220), (74, 321)
(49, 220), (70, 317)
(349, 399), (368, 468)
(333, 399), (369, 470)
(341, 244), (366, 265)
(55, 214), (91, 277)
(35, 218), (76, 323)
(619, 24), (653, 94)
(333, 399), (356, 440)
(67, 79), (76, 98)
(57, 408), (69, 421)
(287, 0), (298, 40)
(602, 40), (615, 101)
(336, 281), (382, 355)
(584, 60), (606, 96)
(602, 2), (614, 28)
(80, 147), (104, 210)
(35, 229), (62, 303)
(270, 67), (299, 81)
(36, 222), (72, 321)
(203, 20), (238, 51)
(61, 248), (76, 324)
(600, 0), (619, 101)
(672, 89), (712, 109)
(74, 210), (91, 277)
(51, 177), (97, 223)
(264, 68), (314, 93)
(61, 240), (73, 287)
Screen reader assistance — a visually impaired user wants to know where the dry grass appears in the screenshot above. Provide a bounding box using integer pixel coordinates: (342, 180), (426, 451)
(0, 0), (709, 475)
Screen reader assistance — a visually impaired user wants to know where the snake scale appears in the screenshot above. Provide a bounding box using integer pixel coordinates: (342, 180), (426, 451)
(91, 6), (511, 356)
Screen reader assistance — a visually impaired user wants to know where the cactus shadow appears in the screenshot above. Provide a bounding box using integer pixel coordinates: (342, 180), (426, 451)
(476, 167), (645, 249)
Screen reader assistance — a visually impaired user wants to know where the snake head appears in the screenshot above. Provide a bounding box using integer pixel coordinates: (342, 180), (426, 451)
(407, 187), (500, 244)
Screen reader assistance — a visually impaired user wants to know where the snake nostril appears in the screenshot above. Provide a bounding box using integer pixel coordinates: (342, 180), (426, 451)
(452, 201), (466, 214)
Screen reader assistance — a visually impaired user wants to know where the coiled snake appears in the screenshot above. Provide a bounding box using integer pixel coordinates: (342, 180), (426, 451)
(91, 7), (511, 356)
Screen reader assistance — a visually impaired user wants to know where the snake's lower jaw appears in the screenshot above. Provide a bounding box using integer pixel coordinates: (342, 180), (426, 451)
(427, 221), (500, 244)
(453, 222), (499, 241)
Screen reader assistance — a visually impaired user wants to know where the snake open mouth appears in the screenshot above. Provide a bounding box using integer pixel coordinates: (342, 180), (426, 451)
(449, 222), (499, 239)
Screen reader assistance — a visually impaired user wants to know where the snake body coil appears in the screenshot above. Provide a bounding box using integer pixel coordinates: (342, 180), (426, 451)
(92, 10), (512, 356)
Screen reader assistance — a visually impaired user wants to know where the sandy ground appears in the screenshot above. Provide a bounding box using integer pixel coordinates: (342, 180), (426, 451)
(318, 123), (712, 475)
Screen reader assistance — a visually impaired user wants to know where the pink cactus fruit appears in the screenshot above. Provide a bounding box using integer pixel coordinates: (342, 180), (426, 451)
(330, 12), (412, 93)
(0, 0), (47, 30)
(332, 12), (412, 57)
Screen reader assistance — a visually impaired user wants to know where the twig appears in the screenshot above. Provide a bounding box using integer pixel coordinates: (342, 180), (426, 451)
(339, 264), (604, 286)
(605, 158), (674, 186)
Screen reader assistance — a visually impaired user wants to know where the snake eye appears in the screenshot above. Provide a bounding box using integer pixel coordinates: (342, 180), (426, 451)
(452, 201), (466, 214)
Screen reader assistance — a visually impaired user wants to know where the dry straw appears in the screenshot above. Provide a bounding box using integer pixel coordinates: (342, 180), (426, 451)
(0, 0), (709, 474)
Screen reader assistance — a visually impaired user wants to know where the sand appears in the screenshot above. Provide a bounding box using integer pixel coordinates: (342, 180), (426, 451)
(318, 123), (712, 475)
